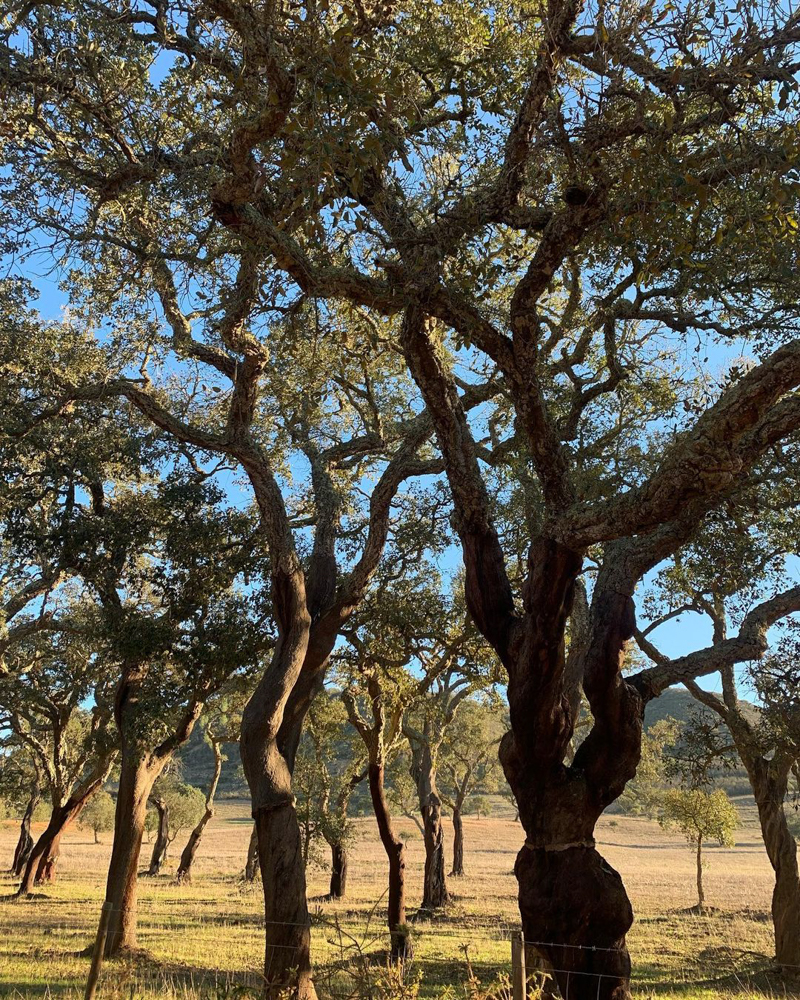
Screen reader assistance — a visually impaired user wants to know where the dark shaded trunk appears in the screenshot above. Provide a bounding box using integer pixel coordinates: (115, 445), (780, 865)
(11, 791), (38, 875)
(368, 760), (411, 962)
(410, 737), (448, 910)
(450, 805), (464, 877)
(147, 797), (169, 876)
(103, 753), (164, 957)
(176, 740), (223, 883)
(245, 822), (260, 882)
(329, 842), (348, 898)
(254, 800), (316, 997)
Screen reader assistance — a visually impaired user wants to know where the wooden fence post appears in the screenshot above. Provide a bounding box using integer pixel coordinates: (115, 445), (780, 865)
(84, 900), (113, 1000)
(511, 929), (526, 1000)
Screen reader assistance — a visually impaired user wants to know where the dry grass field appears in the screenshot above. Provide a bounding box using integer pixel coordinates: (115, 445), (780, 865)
(0, 795), (797, 1000)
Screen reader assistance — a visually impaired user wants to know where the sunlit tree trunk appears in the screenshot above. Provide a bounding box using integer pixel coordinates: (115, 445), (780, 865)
(176, 740), (223, 883)
(11, 789), (39, 875)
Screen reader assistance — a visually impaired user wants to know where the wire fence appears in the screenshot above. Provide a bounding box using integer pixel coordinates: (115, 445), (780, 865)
(1, 891), (797, 1000)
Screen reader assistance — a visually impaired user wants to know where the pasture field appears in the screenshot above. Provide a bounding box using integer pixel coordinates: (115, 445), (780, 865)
(0, 796), (797, 1000)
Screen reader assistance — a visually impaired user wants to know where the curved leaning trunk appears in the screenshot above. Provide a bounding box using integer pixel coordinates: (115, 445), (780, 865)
(746, 760), (800, 968)
(176, 741), (224, 883)
(450, 805), (464, 877)
(367, 760), (411, 962)
(16, 797), (89, 897)
(103, 753), (164, 957)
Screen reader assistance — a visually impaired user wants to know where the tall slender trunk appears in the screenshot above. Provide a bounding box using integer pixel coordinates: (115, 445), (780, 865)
(245, 822), (259, 882)
(11, 791), (38, 875)
(147, 797), (169, 876)
(368, 760), (411, 961)
(450, 804), (464, 877)
(103, 753), (164, 957)
(695, 836), (704, 910)
(176, 740), (223, 883)
(329, 842), (348, 898)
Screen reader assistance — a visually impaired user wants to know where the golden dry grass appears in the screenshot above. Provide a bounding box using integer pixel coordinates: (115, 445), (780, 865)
(0, 794), (797, 999)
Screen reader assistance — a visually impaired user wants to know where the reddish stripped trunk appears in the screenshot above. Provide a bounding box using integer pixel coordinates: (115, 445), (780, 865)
(103, 753), (164, 957)
(16, 798), (88, 897)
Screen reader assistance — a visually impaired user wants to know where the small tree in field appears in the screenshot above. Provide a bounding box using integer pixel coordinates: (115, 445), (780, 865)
(659, 788), (738, 912)
(79, 792), (116, 844)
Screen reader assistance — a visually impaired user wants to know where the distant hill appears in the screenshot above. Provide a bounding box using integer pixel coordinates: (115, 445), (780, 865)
(175, 729), (247, 796)
(176, 685), (758, 798)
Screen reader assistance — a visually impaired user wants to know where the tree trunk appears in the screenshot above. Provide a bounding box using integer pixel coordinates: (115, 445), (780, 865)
(147, 797), (169, 876)
(11, 791), (38, 875)
(368, 760), (411, 962)
(450, 805), (464, 877)
(176, 740), (223, 883)
(103, 753), (164, 957)
(329, 842), (348, 898)
(245, 822), (259, 882)
(745, 756), (800, 968)
(16, 799), (84, 896)
(254, 800), (316, 998)
(35, 828), (63, 884)
(696, 836), (704, 911)
(410, 738), (448, 910)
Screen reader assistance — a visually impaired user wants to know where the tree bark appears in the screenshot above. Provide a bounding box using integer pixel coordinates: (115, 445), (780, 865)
(11, 790), (38, 875)
(176, 739), (223, 883)
(410, 731), (448, 910)
(368, 760), (411, 961)
(103, 752), (164, 957)
(745, 756), (800, 967)
(245, 822), (259, 882)
(696, 836), (704, 911)
(450, 804), (464, 877)
(329, 842), (348, 898)
(16, 798), (86, 896)
(147, 796), (169, 876)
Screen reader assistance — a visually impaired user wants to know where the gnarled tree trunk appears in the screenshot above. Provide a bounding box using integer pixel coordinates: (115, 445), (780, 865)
(147, 796), (169, 876)
(176, 739), (224, 883)
(409, 729), (448, 910)
(11, 789), (39, 875)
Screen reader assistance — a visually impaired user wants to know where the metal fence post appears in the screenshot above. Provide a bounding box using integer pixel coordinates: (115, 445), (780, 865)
(511, 930), (526, 1000)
